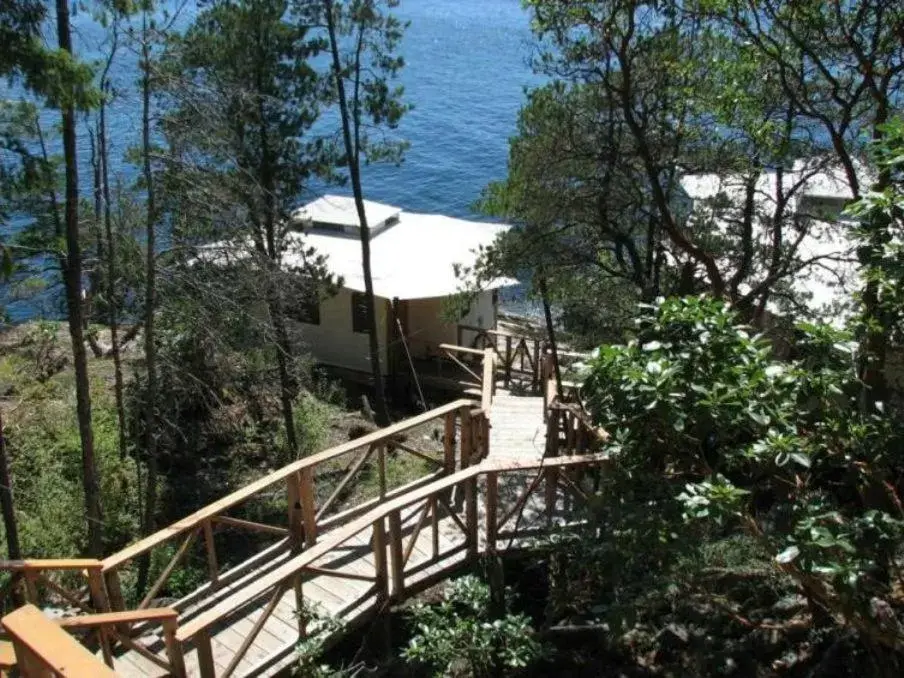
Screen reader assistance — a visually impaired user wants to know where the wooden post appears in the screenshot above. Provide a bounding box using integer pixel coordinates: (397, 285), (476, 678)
(545, 467), (559, 527)
(299, 468), (318, 548)
(287, 473), (303, 550)
(294, 573), (306, 639)
(546, 411), (560, 458)
(460, 407), (473, 468)
(465, 477), (478, 560)
(371, 517), (391, 656)
(387, 510), (404, 598)
(378, 444), (387, 499)
(532, 339), (541, 392)
(195, 630), (216, 678)
(372, 518), (388, 603)
(479, 412), (488, 461)
(98, 627), (114, 668)
(504, 335), (512, 388)
(86, 567), (110, 613)
(202, 520), (219, 588)
(486, 472), (498, 555)
(161, 618), (187, 678)
(103, 570), (126, 612)
(443, 412), (456, 474)
(430, 496), (439, 559)
(10, 639), (45, 677)
(23, 572), (38, 605)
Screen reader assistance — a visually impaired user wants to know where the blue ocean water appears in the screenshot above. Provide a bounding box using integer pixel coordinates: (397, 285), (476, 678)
(2, 0), (542, 321)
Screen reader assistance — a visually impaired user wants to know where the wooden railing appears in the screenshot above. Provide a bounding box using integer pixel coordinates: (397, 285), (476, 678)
(174, 451), (606, 678)
(96, 399), (478, 618)
(540, 351), (608, 456)
(0, 363), (608, 676)
(457, 325), (544, 391)
(438, 344), (496, 409)
(0, 560), (108, 618)
(1, 604), (182, 677)
(2, 604), (117, 677)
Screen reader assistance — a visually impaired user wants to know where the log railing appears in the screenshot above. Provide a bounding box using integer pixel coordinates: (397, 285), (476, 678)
(175, 450), (607, 678)
(97, 399), (477, 616)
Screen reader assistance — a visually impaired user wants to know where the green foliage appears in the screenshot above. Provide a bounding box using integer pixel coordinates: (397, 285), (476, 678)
(0, 346), (142, 557)
(403, 575), (544, 677)
(845, 118), (904, 348)
(580, 297), (904, 654)
(295, 601), (345, 678)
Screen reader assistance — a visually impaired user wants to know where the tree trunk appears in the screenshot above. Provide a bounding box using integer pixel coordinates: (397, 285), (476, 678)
(138, 13), (158, 591)
(99, 25), (127, 460)
(538, 274), (563, 397)
(324, 0), (391, 426)
(57, 0), (104, 559)
(0, 411), (22, 562)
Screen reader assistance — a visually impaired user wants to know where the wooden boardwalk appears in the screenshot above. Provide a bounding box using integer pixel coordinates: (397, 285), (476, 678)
(1, 345), (606, 678)
(489, 393), (546, 461)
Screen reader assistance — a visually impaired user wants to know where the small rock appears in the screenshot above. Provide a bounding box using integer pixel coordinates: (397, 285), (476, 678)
(773, 594), (807, 614)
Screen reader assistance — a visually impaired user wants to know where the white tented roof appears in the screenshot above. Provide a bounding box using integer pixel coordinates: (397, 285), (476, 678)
(282, 200), (516, 300)
(291, 195), (401, 230)
(678, 163), (865, 322)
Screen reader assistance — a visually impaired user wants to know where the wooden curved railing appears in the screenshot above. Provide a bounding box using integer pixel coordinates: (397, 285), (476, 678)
(175, 452), (608, 678)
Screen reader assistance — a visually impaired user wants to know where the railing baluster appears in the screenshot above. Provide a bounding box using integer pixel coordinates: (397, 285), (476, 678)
(139, 531), (197, 610)
(430, 496), (439, 559)
(443, 412), (456, 473)
(86, 567), (109, 613)
(378, 444), (387, 499)
(486, 472), (498, 555)
(373, 518), (388, 605)
(294, 573), (306, 638)
(162, 617), (186, 678)
(388, 510), (404, 598)
(300, 468), (318, 547)
(465, 476), (478, 560)
(103, 570), (126, 613)
(195, 629), (216, 678)
(202, 519), (219, 588)
(545, 467), (559, 527)
(23, 572), (38, 604)
(288, 471), (302, 549)
(98, 626), (114, 667)
(504, 335), (512, 388)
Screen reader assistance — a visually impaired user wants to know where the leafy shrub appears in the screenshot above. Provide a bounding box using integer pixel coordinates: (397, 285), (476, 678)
(403, 575), (544, 677)
(579, 297), (904, 656)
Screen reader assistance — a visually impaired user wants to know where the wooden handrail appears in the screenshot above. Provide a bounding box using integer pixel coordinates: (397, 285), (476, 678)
(55, 607), (177, 630)
(2, 605), (118, 677)
(0, 559), (102, 571)
(481, 348), (495, 412)
(102, 399), (473, 572)
(176, 452), (608, 643)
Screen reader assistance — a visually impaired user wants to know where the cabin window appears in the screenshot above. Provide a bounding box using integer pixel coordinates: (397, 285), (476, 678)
(351, 292), (370, 333)
(291, 299), (321, 326)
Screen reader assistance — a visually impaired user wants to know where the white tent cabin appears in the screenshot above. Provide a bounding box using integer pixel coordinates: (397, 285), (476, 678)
(281, 195), (516, 386)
